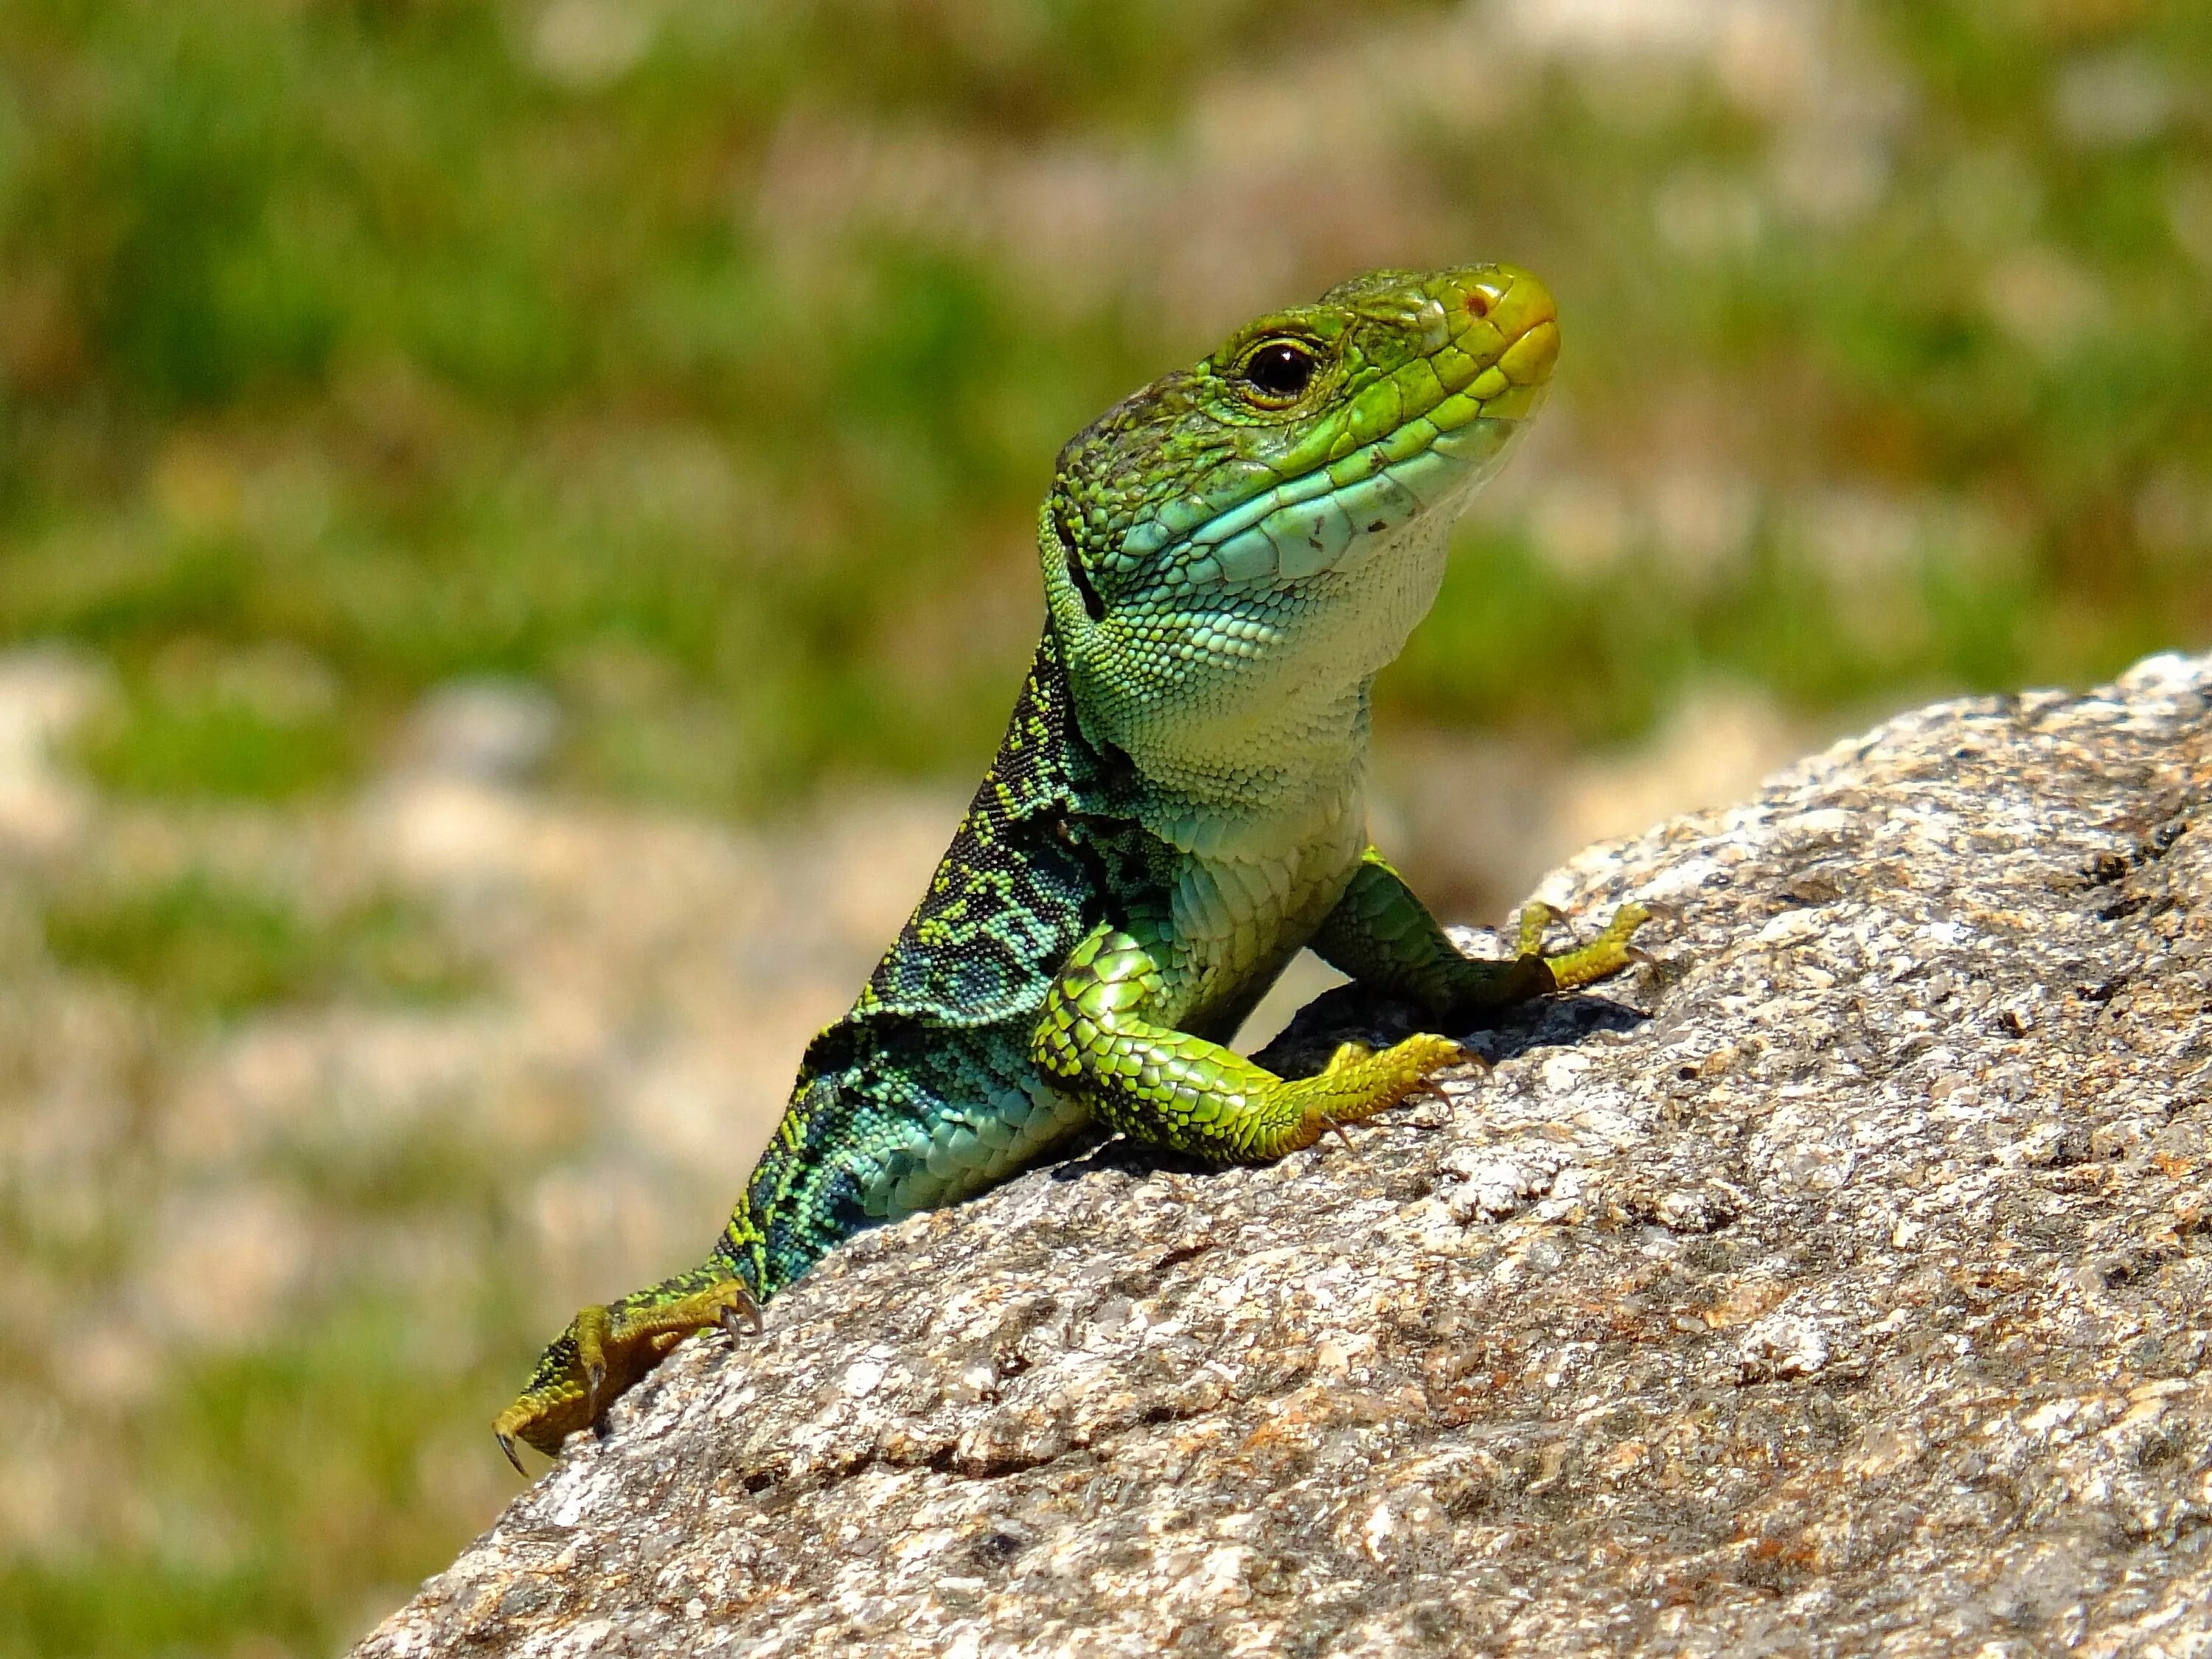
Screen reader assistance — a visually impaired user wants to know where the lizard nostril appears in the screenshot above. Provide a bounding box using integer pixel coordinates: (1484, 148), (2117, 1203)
(1467, 291), (1489, 319)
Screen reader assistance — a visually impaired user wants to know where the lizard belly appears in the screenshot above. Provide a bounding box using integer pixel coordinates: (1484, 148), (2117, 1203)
(1164, 805), (1368, 1038)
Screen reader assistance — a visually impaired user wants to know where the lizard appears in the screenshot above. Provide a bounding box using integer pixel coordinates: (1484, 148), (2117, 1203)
(495, 263), (1648, 1469)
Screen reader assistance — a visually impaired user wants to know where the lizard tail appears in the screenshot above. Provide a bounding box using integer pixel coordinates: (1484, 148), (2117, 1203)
(707, 1068), (875, 1303)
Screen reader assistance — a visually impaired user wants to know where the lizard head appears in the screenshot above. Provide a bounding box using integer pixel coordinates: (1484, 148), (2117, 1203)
(1040, 265), (1557, 805)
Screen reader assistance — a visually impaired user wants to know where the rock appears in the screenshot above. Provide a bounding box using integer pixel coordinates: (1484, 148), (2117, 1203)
(356, 652), (2212, 1657)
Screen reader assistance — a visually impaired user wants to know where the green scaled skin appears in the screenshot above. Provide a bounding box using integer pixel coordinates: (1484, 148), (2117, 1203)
(495, 265), (1648, 1467)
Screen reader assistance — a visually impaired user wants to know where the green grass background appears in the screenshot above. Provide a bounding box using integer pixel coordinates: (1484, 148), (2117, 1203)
(1, 1), (2208, 1653)
(7, 0), (2205, 813)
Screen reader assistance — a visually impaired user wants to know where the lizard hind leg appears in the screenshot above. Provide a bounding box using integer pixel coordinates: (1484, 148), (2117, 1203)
(494, 1268), (760, 1470)
(1312, 849), (1649, 1018)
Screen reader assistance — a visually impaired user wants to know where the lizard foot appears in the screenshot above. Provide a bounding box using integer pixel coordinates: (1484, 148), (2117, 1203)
(1279, 1031), (1468, 1153)
(495, 1277), (760, 1471)
(1517, 900), (1651, 994)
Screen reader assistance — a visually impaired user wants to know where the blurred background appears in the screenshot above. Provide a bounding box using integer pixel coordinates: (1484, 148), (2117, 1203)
(0, 0), (2206, 1652)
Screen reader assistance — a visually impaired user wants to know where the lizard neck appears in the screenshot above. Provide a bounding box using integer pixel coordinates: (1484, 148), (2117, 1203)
(1050, 504), (1454, 865)
(1105, 680), (1374, 864)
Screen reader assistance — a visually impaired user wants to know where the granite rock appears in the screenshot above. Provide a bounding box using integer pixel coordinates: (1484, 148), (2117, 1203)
(358, 653), (2212, 1658)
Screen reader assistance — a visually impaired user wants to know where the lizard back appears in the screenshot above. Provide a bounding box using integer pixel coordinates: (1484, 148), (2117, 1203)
(716, 633), (1130, 1295)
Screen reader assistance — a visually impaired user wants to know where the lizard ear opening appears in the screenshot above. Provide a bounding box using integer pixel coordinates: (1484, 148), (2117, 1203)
(1054, 507), (1107, 622)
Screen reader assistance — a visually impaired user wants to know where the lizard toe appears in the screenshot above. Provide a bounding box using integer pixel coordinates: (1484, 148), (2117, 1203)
(495, 1277), (765, 1470)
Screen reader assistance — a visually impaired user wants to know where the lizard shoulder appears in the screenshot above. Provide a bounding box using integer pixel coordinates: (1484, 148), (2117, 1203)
(844, 636), (1126, 1032)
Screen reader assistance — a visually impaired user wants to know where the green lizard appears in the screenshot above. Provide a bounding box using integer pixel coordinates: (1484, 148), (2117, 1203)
(495, 264), (1646, 1467)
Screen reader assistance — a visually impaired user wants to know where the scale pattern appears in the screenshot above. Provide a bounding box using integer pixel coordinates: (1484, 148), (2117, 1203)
(495, 262), (1649, 1465)
(714, 639), (1124, 1290)
(852, 641), (1107, 1024)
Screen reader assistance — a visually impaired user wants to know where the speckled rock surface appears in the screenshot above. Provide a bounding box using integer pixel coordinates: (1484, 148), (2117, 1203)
(357, 653), (2212, 1658)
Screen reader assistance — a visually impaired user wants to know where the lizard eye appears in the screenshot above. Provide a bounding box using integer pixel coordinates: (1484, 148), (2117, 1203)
(1241, 340), (1318, 403)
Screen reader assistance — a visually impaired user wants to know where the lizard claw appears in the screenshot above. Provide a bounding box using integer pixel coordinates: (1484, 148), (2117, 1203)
(718, 1281), (764, 1339)
(496, 1430), (529, 1478)
(1318, 1113), (1360, 1155)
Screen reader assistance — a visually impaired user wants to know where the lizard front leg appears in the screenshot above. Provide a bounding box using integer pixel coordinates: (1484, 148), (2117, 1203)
(1031, 922), (1464, 1161)
(1312, 846), (1647, 1021)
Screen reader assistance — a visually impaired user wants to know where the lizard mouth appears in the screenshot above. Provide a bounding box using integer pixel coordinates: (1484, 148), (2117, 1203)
(1152, 267), (1558, 590)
